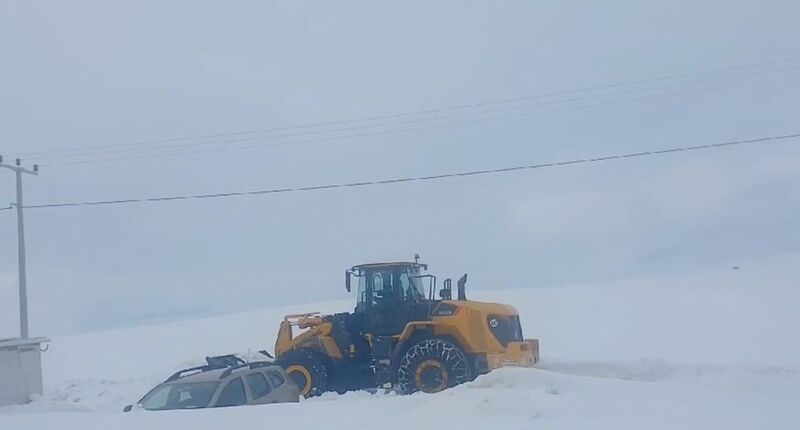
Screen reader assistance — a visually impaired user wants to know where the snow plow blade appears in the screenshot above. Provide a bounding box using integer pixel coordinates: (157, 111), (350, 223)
(486, 339), (539, 370)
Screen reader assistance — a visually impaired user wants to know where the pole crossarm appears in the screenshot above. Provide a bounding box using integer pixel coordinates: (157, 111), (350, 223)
(0, 158), (39, 176)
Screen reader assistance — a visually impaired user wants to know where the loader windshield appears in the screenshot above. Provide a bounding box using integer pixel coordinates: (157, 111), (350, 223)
(355, 266), (426, 311)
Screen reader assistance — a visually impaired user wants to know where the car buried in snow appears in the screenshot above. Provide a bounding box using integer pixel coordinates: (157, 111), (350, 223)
(123, 356), (299, 412)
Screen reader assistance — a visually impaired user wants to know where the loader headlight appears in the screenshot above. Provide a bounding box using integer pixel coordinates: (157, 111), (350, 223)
(488, 318), (499, 328)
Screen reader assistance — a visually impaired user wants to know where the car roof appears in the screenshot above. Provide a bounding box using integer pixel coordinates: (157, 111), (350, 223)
(167, 364), (284, 384)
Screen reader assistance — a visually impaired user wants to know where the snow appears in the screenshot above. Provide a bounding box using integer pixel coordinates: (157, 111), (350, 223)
(2, 256), (799, 429)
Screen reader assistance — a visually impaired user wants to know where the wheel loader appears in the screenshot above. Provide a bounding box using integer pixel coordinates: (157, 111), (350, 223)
(273, 257), (539, 396)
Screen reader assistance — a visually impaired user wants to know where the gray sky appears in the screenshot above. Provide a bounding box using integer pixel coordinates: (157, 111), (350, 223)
(1, 0), (799, 336)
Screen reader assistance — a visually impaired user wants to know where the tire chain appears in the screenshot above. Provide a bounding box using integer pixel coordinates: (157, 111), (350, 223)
(397, 338), (471, 393)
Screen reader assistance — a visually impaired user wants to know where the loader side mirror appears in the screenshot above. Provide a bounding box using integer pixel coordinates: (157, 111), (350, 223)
(123, 404), (133, 413)
(345, 270), (352, 292)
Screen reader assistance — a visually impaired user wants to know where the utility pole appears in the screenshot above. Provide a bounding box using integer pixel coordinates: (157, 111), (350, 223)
(0, 155), (38, 339)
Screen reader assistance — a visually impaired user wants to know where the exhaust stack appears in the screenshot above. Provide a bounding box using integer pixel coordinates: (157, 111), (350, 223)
(457, 274), (468, 301)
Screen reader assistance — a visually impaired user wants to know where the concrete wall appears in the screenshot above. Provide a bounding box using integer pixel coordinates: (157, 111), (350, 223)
(20, 345), (44, 395)
(0, 349), (30, 405)
(0, 338), (47, 407)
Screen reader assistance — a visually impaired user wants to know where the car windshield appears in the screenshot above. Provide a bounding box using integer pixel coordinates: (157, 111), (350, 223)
(140, 381), (220, 410)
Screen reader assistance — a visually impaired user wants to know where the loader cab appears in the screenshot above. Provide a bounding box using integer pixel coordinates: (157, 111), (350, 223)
(346, 262), (434, 335)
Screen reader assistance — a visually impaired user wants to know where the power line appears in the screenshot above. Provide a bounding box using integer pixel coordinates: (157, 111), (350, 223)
(34, 64), (800, 163)
(40, 71), (800, 168)
(7, 132), (799, 211)
(17, 57), (800, 162)
(32, 62), (800, 164)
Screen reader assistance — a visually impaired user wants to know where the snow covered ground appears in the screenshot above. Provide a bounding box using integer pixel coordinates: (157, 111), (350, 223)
(1, 254), (799, 429)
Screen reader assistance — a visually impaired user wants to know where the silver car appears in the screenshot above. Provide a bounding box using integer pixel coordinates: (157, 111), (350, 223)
(126, 361), (299, 411)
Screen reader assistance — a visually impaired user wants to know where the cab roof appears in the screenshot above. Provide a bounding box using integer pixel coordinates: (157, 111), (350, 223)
(351, 261), (427, 271)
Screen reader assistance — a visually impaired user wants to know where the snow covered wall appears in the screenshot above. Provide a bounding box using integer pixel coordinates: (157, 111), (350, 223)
(1, 254), (798, 429)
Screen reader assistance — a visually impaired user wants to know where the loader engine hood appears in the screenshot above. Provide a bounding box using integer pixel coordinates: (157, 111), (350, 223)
(428, 299), (528, 355)
(440, 300), (519, 317)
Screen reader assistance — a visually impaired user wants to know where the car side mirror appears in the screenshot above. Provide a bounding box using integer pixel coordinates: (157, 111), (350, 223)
(123, 404), (133, 413)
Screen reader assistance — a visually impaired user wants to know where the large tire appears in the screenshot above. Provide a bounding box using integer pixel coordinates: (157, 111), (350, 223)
(277, 349), (331, 398)
(396, 338), (472, 394)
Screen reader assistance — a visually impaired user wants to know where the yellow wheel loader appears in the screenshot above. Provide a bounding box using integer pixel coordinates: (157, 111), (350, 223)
(273, 258), (539, 396)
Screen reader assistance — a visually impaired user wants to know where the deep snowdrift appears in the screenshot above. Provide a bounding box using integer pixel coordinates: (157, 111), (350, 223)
(1, 255), (799, 429)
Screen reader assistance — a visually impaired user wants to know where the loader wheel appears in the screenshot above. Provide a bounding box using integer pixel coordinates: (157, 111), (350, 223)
(397, 338), (471, 394)
(277, 349), (330, 398)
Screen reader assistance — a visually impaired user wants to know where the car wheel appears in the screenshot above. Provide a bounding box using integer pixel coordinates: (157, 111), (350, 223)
(397, 338), (471, 394)
(277, 349), (330, 397)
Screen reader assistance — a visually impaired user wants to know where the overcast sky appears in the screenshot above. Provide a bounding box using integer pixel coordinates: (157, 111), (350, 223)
(1, 1), (799, 337)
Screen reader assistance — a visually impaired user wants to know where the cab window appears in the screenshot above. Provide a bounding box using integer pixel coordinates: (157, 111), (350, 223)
(370, 272), (393, 306)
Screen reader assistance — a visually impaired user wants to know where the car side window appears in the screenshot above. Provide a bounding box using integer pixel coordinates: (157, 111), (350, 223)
(216, 378), (246, 407)
(246, 373), (271, 399)
(268, 371), (284, 388)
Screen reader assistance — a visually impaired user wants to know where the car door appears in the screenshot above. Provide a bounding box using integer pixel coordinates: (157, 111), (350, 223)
(265, 368), (300, 402)
(213, 377), (248, 408)
(243, 371), (275, 405)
